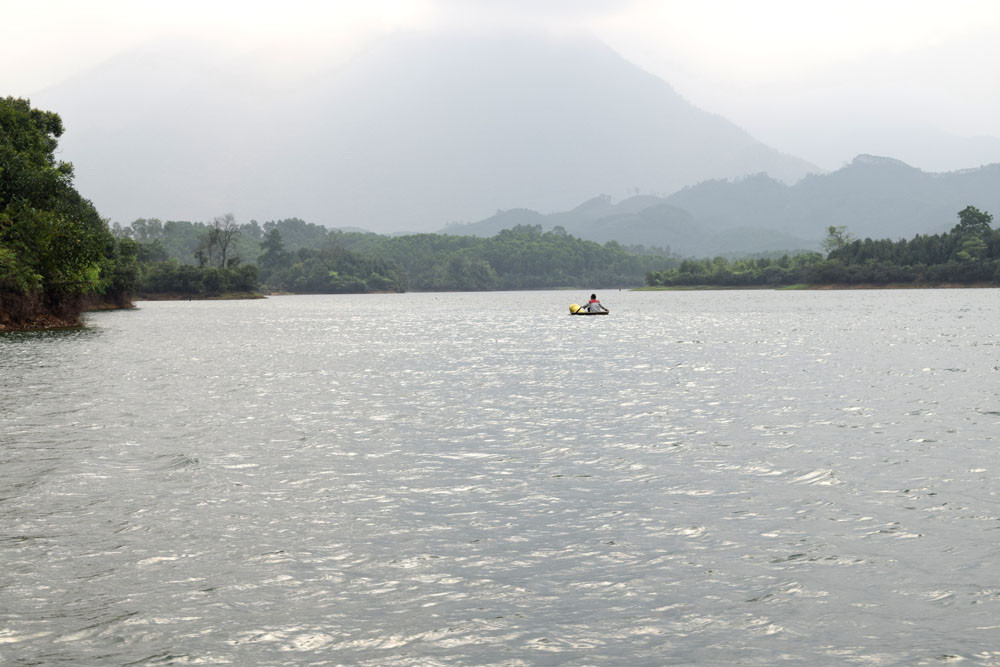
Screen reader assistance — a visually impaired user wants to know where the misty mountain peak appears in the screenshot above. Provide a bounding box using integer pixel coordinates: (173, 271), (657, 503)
(37, 28), (819, 230)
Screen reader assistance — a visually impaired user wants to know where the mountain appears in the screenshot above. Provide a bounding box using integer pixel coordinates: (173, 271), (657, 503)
(669, 156), (1000, 240)
(33, 30), (818, 231)
(447, 156), (1000, 256)
(446, 194), (814, 257)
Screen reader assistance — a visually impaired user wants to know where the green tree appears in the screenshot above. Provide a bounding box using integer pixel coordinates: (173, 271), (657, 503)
(257, 227), (288, 282)
(956, 235), (988, 263)
(1, 97), (127, 327)
(953, 205), (993, 236)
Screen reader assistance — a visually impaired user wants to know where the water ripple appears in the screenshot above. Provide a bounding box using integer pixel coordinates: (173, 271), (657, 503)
(3, 290), (1000, 664)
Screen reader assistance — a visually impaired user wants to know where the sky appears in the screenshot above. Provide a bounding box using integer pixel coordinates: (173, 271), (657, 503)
(3, 0), (1000, 171)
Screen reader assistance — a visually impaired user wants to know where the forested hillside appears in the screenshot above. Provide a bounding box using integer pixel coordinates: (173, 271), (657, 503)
(333, 225), (673, 290)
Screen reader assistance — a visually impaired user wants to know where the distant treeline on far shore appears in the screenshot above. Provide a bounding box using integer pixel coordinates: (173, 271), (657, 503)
(113, 217), (678, 295)
(117, 205), (1000, 299)
(644, 207), (1000, 287)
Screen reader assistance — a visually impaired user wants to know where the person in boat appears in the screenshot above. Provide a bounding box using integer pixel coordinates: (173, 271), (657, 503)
(583, 293), (608, 313)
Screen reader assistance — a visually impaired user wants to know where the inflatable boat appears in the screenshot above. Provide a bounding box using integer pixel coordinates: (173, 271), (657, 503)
(569, 303), (609, 315)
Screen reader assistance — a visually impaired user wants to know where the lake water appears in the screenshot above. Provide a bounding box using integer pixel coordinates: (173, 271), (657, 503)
(2, 289), (1000, 665)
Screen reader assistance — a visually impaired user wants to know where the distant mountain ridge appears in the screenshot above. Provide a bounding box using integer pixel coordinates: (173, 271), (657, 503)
(34, 30), (818, 231)
(445, 156), (1000, 256)
(671, 155), (1000, 240)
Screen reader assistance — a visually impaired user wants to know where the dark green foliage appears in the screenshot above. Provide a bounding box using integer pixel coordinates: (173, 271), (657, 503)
(647, 253), (824, 287)
(114, 215), (267, 295)
(953, 206), (993, 236)
(140, 261), (259, 296)
(647, 207), (1000, 287)
(265, 244), (406, 294)
(122, 217), (674, 293)
(335, 225), (675, 291)
(97, 236), (142, 307)
(1, 97), (105, 294)
(1, 97), (136, 327)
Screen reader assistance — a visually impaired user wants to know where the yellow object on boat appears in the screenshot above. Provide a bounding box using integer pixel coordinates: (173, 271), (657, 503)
(569, 303), (581, 314)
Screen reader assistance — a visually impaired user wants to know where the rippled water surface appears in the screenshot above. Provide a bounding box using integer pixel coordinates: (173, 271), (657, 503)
(3, 290), (1000, 665)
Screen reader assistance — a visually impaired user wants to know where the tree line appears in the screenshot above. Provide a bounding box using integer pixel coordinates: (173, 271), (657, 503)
(645, 206), (1000, 287)
(115, 216), (679, 295)
(331, 224), (674, 291)
(114, 216), (406, 295)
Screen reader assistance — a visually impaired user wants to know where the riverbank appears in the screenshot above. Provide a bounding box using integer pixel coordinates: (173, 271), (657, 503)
(1, 291), (269, 332)
(0, 313), (81, 332)
(0, 292), (129, 332)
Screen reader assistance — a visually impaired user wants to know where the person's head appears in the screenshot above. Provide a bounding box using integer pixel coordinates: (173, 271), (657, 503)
(590, 294), (596, 300)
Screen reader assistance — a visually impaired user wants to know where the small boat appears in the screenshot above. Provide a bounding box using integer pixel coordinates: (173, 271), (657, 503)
(569, 303), (609, 315)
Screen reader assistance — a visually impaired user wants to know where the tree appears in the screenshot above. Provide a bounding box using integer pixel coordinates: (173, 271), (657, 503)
(822, 225), (855, 255)
(0, 97), (108, 297)
(953, 205), (993, 236)
(196, 228), (217, 266)
(258, 228), (287, 266)
(256, 227), (287, 283)
(1, 97), (139, 327)
(956, 235), (988, 263)
(211, 213), (240, 267)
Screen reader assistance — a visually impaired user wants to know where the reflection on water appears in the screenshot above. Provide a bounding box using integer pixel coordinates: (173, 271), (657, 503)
(2, 290), (1000, 665)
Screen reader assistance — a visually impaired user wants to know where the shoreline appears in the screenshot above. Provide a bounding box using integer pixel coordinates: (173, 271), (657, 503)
(0, 314), (83, 332)
(1, 292), (266, 332)
(134, 292), (267, 301)
(1, 294), (134, 333)
(636, 282), (998, 291)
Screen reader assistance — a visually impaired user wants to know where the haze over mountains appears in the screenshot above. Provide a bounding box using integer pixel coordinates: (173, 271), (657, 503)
(36, 30), (817, 232)
(30, 26), (1000, 253)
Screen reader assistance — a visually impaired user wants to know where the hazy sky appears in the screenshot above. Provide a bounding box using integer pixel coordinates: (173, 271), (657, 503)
(4, 0), (1000, 170)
